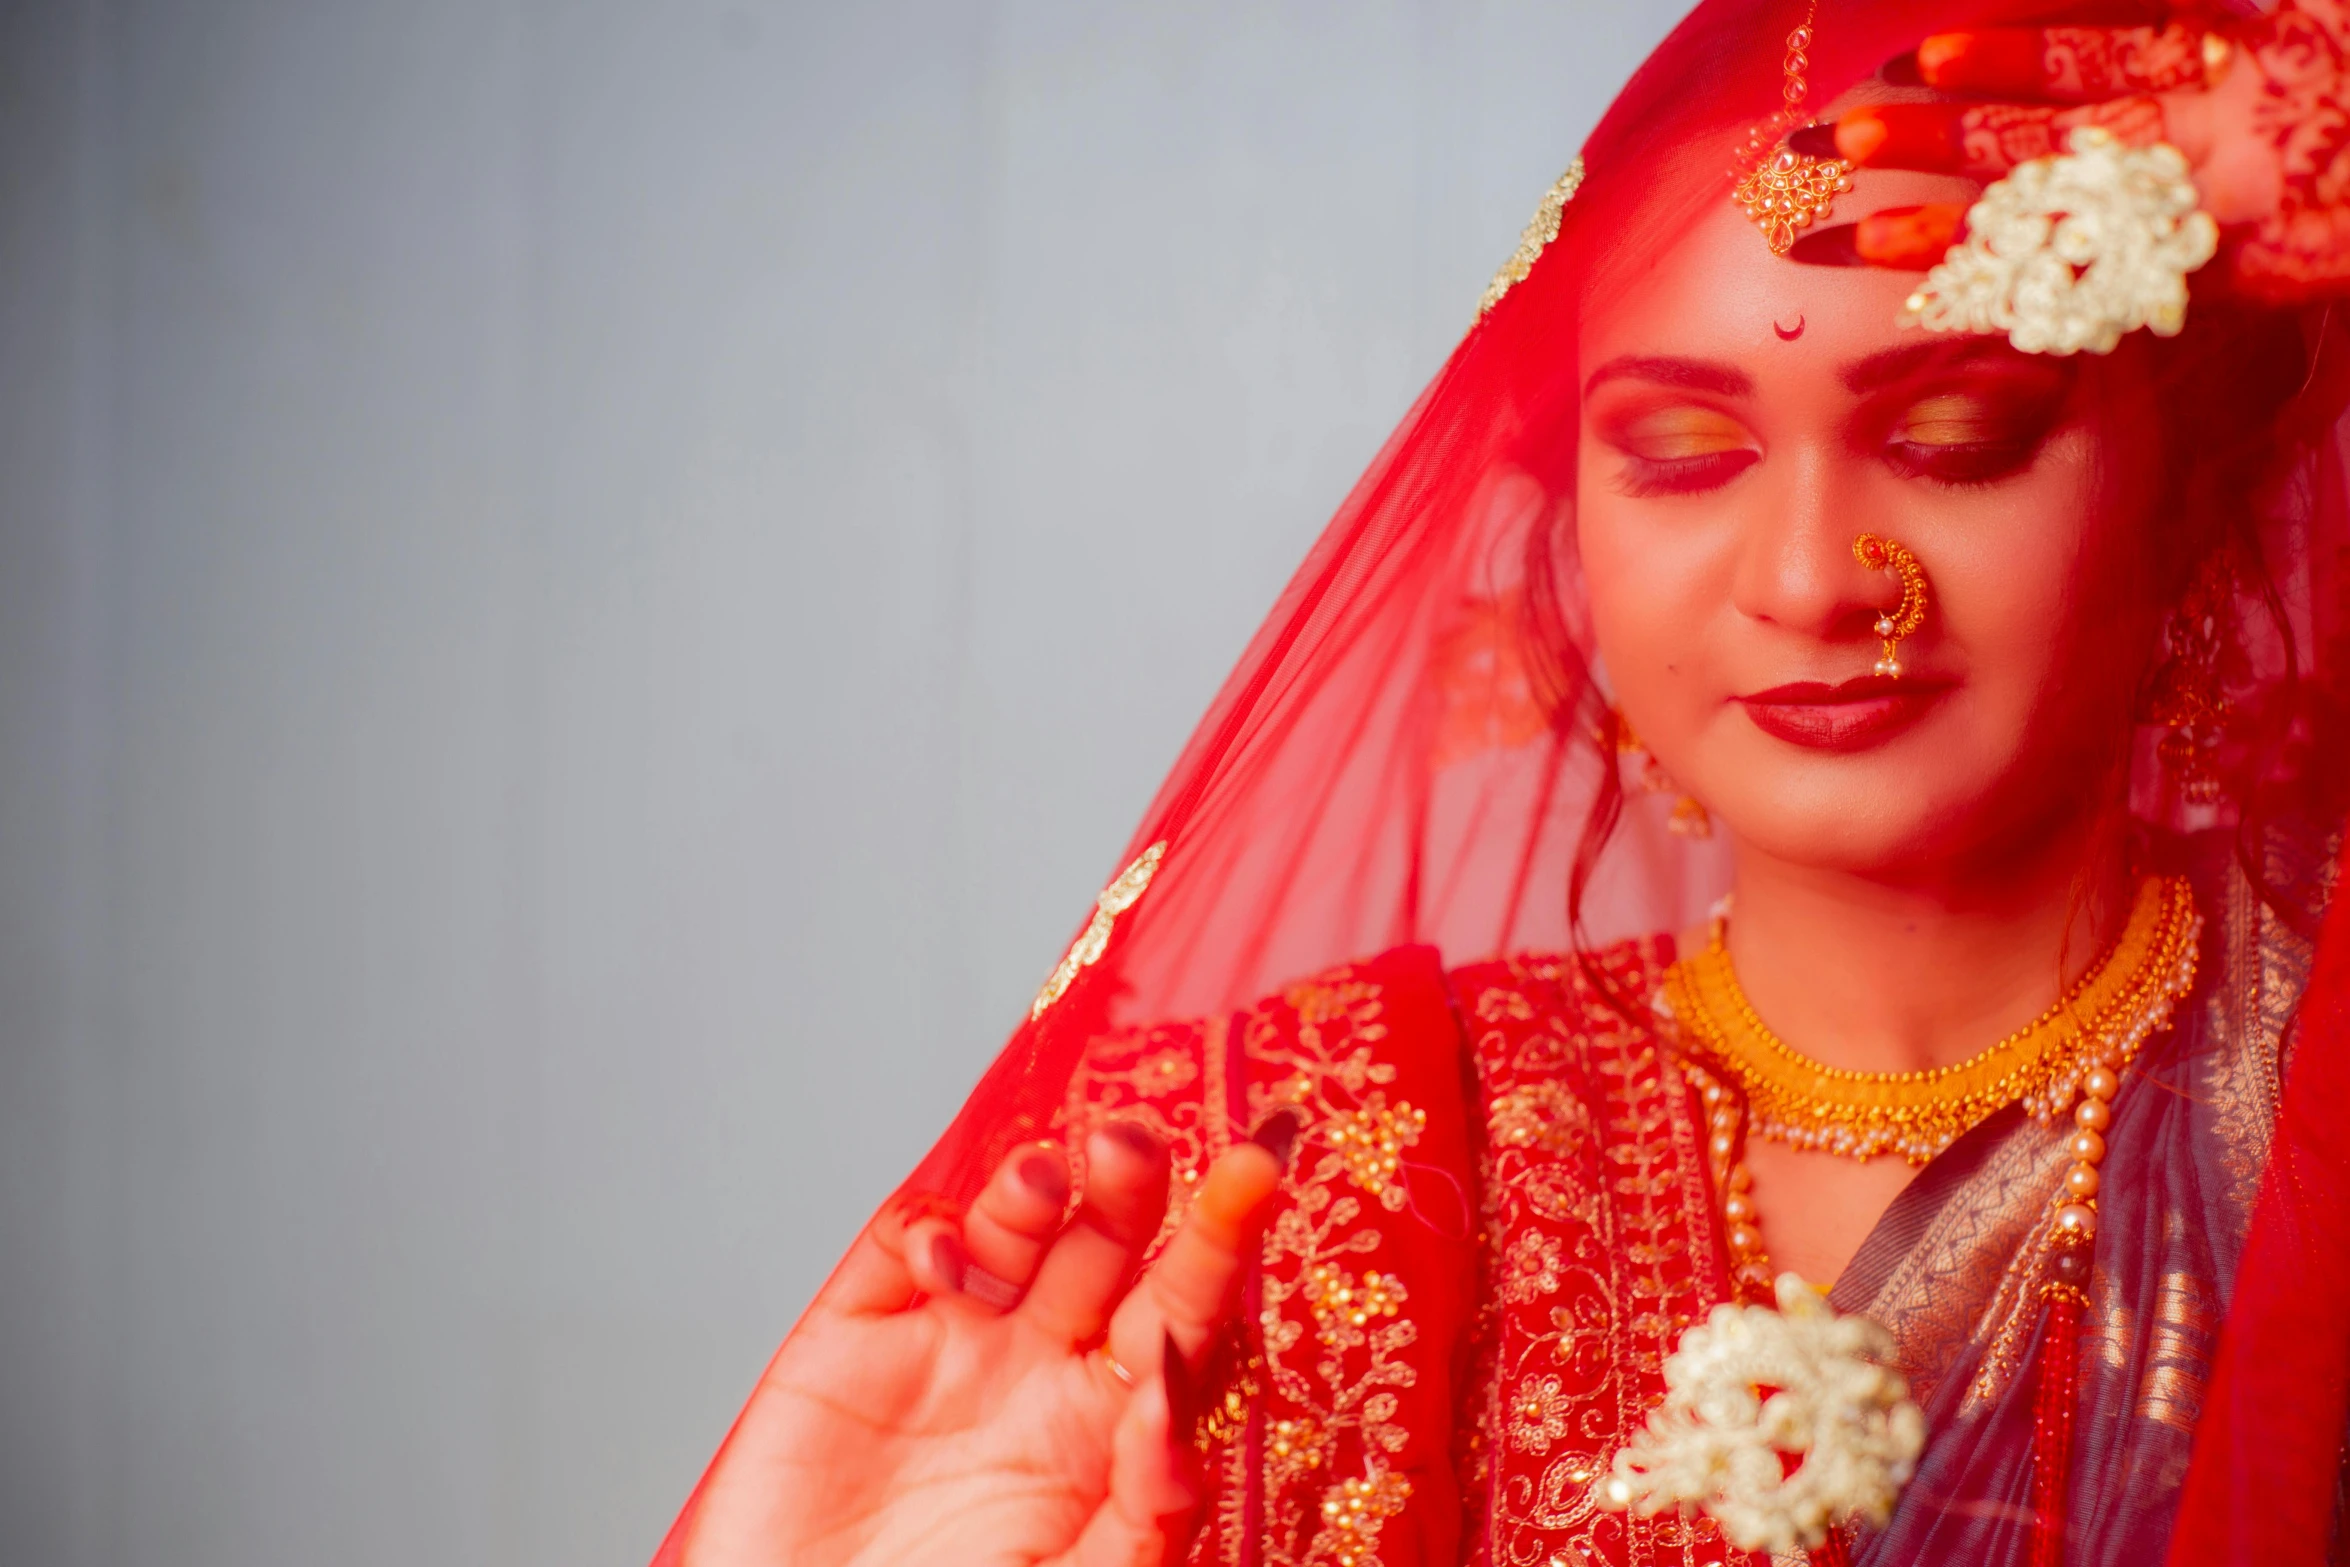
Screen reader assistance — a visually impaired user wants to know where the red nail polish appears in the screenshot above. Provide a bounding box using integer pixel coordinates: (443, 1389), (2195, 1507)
(1250, 1109), (1303, 1170)
(1786, 122), (1840, 160)
(931, 1231), (971, 1292)
(1916, 30), (2039, 91)
(1104, 1119), (1164, 1161)
(1837, 104), (1961, 173)
(1787, 224), (1866, 267)
(1161, 1328), (1197, 1435)
(1018, 1150), (1070, 1205)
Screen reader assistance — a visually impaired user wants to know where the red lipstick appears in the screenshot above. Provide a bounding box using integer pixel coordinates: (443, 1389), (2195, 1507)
(1735, 674), (1948, 751)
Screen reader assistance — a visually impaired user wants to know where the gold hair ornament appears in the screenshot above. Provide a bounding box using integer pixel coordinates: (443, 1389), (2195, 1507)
(1852, 534), (1927, 678)
(1729, 3), (1853, 255)
(1903, 125), (2219, 356)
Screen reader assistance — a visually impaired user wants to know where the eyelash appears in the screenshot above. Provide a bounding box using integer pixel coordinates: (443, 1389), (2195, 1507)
(1617, 450), (1760, 498)
(1881, 433), (2043, 487)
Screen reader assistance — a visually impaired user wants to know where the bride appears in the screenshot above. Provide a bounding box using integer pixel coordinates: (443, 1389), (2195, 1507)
(654, 1), (2350, 1562)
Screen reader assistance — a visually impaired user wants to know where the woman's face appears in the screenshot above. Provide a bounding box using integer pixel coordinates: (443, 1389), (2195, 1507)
(1576, 169), (2164, 882)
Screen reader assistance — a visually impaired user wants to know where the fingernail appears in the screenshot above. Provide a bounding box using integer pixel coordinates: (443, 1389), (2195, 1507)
(1018, 1150), (1070, 1205)
(1104, 1119), (1163, 1162)
(1787, 223), (1866, 267)
(1857, 204), (1966, 268)
(1849, 103), (1961, 171)
(1250, 1109), (1302, 1169)
(931, 1232), (972, 1293)
(1916, 31), (2027, 90)
(1878, 48), (1922, 86)
(1161, 1328), (1197, 1436)
(1786, 122), (1841, 160)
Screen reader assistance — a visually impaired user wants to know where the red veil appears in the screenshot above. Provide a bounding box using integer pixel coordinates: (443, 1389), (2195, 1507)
(670, 0), (2350, 1560)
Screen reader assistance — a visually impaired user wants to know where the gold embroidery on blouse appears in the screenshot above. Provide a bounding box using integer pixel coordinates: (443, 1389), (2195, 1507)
(1461, 946), (1733, 1563)
(1031, 840), (1167, 1020)
(1249, 972), (1422, 1567)
(1324, 1100), (1426, 1210)
(1477, 158), (1586, 320)
(1316, 1467), (1413, 1564)
(1488, 1079), (1593, 1154)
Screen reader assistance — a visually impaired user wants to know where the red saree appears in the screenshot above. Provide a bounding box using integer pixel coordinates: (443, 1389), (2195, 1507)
(1052, 826), (2315, 1567)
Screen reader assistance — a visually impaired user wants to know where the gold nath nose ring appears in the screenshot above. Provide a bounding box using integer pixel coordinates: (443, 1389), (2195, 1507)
(1852, 534), (1928, 678)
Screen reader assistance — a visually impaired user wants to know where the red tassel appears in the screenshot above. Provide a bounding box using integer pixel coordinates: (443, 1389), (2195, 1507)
(2027, 1290), (2084, 1567)
(1810, 1522), (1853, 1567)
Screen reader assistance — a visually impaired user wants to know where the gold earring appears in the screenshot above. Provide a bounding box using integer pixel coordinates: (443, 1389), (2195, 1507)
(1613, 714), (1714, 839)
(1853, 534), (1929, 678)
(2147, 552), (2234, 804)
(1728, 2), (1853, 255)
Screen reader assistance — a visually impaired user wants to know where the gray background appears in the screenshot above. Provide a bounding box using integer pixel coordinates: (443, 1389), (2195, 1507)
(0, 2), (1686, 1563)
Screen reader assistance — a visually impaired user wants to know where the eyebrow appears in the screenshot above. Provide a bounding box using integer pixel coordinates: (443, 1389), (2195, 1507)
(1840, 339), (2036, 393)
(1582, 355), (1753, 399)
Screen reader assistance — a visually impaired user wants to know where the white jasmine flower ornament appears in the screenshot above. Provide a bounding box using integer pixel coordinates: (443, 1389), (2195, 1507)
(1599, 1273), (1925, 1554)
(1903, 125), (2219, 356)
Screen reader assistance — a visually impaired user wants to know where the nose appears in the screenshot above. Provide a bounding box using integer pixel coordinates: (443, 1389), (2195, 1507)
(1727, 443), (1903, 646)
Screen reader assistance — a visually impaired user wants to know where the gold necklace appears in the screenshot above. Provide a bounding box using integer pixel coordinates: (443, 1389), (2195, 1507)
(1664, 874), (2200, 1167)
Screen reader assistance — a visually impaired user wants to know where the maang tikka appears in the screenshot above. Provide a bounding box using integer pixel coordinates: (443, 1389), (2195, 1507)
(1730, 2), (1853, 255)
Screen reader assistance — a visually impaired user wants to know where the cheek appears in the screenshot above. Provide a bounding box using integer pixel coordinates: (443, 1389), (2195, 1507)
(1933, 441), (2146, 710)
(1575, 486), (1711, 687)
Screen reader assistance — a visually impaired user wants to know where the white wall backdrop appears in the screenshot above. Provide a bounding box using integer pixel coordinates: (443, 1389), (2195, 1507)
(0, 3), (1688, 1563)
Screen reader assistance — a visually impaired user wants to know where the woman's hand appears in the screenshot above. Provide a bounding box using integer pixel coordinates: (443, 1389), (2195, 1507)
(1795, 4), (2350, 301)
(669, 1117), (1293, 1567)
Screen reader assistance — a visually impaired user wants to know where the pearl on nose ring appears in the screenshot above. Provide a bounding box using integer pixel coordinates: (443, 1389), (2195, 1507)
(1853, 534), (1928, 678)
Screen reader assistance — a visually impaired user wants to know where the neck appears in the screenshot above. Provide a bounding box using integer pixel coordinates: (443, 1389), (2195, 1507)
(1718, 814), (2132, 1075)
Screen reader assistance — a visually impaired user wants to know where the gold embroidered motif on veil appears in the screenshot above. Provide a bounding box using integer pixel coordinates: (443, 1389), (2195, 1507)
(1032, 840), (1167, 1019)
(1477, 158), (1586, 320)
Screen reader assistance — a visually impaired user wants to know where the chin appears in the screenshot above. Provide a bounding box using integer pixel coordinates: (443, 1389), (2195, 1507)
(1701, 756), (2010, 878)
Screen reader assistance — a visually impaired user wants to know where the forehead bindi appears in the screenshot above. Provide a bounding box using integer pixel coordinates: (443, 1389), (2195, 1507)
(1581, 167), (1982, 393)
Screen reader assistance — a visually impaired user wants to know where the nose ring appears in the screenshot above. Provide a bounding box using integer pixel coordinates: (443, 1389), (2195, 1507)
(1852, 534), (1928, 678)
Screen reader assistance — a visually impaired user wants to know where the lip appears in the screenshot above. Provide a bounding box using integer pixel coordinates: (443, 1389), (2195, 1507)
(1734, 674), (1951, 752)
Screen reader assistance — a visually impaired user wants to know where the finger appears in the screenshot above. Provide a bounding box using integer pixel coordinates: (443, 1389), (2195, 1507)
(1106, 1139), (1285, 1372)
(964, 1140), (1073, 1289)
(1805, 96), (2167, 177)
(812, 1203), (923, 1316)
(1894, 25), (2223, 102)
(1056, 1372), (1198, 1567)
(1020, 1120), (1170, 1345)
(902, 1216), (1025, 1312)
(1787, 204), (1969, 271)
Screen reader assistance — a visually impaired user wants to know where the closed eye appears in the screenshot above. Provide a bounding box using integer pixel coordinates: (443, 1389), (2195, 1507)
(1603, 404), (1761, 497)
(1879, 385), (2067, 486)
